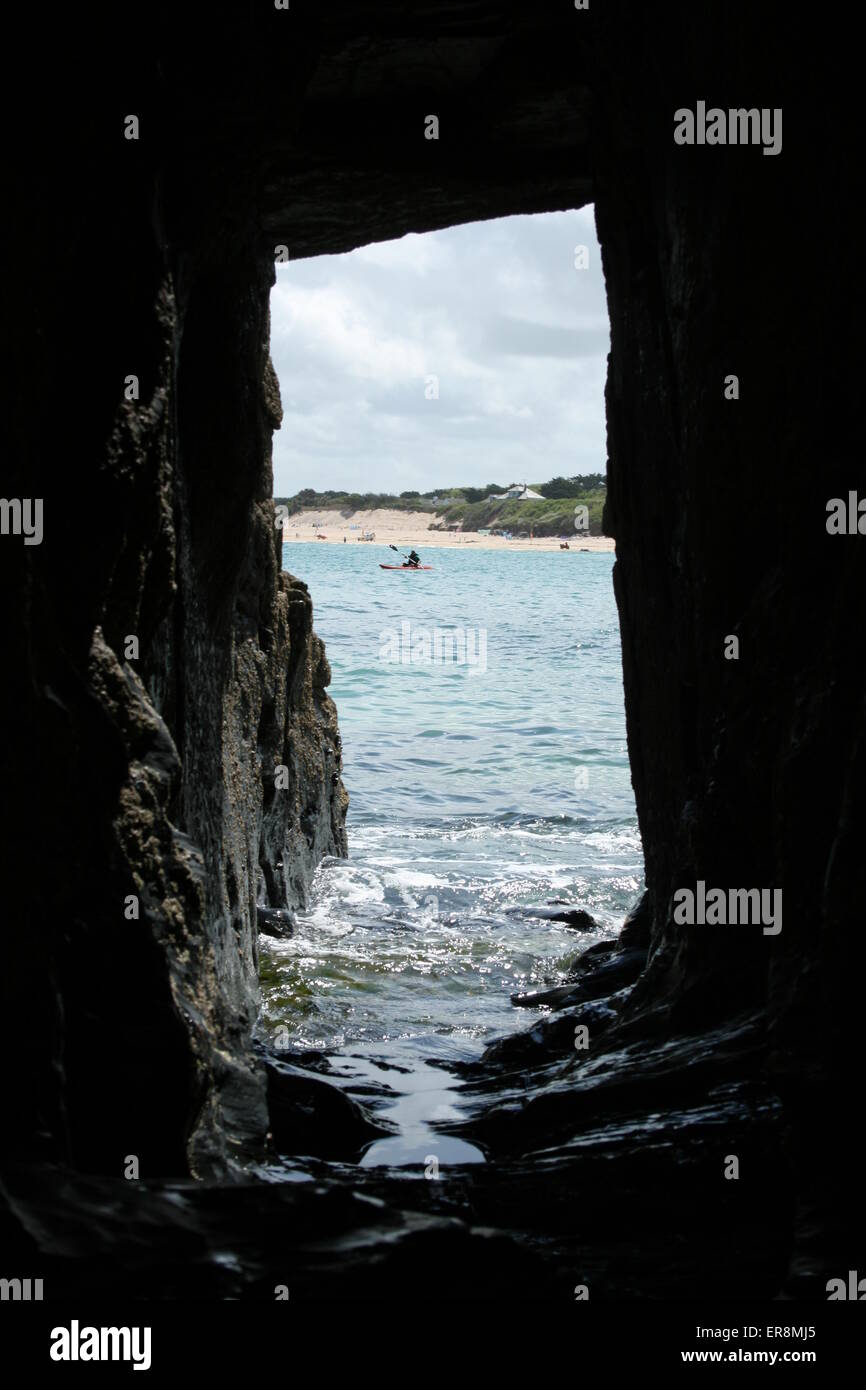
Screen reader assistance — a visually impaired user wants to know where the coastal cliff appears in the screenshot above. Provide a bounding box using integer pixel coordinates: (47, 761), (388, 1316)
(2, 219), (347, 1175)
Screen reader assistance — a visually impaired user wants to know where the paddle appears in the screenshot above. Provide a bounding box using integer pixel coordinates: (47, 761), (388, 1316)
(389, 544), (414, 563)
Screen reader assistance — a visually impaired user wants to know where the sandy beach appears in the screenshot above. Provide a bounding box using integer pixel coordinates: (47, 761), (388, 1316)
(281, 507), (614, 553)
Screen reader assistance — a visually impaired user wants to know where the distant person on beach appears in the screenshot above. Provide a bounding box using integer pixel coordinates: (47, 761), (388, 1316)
(407, 549), (421, 567)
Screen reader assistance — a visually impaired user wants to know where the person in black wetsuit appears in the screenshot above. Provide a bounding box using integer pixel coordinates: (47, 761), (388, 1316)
(407, 550), (421, 567)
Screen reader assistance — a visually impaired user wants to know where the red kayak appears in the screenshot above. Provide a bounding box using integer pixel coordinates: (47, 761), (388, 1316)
(379, 563), (433, 570)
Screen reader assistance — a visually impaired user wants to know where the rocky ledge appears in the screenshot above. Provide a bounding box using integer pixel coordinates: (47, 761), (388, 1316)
(0, 895), (840, 1301)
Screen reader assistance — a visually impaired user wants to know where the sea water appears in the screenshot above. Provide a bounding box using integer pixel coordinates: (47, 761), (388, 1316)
(259, 541), (643, 1168)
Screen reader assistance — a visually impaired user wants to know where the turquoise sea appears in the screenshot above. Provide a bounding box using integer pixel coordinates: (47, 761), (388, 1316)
(260, 541), (643, 1167)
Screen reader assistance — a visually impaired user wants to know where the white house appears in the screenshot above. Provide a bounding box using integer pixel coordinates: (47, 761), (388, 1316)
(492, 483), (544, 501)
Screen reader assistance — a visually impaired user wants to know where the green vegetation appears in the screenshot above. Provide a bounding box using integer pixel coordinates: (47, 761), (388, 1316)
(275, 488), (438, 515)
(432, 489), (606, 537)
(275, 474), (607, 536)
(538, 473), (605, 499)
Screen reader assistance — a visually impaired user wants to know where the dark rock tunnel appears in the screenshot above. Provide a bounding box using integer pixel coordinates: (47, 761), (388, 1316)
(1, 1), (863, 1302)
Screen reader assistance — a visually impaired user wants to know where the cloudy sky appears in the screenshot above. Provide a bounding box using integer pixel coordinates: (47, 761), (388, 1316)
(270, 205), (609, 497)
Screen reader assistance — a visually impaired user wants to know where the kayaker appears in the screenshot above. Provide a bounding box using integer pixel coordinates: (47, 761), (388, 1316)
(407, 549), (421, 568)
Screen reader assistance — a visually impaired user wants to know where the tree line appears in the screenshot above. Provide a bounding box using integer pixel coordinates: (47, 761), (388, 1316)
(275, 475), (607, 512)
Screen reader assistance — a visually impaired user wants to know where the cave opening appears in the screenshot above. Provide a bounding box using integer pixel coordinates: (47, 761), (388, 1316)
(259, 207), (642, 1171)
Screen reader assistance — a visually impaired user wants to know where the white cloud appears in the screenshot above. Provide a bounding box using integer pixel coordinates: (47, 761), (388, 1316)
(270, 208), (609, 494)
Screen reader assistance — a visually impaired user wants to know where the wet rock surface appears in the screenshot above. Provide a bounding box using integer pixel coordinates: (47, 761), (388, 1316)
(256, 907), (295, 939)
(0, 963), (806, 1301)
(507, 904), (601, 930)
(259, 1049), (393, 1162)
(0, 915), (838, 1299)
(512, 939), (648, 1009)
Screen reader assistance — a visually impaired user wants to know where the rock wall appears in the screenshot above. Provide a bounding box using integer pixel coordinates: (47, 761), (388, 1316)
(589, 4), (862, 1263)
(1, 20), (347, 1178)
